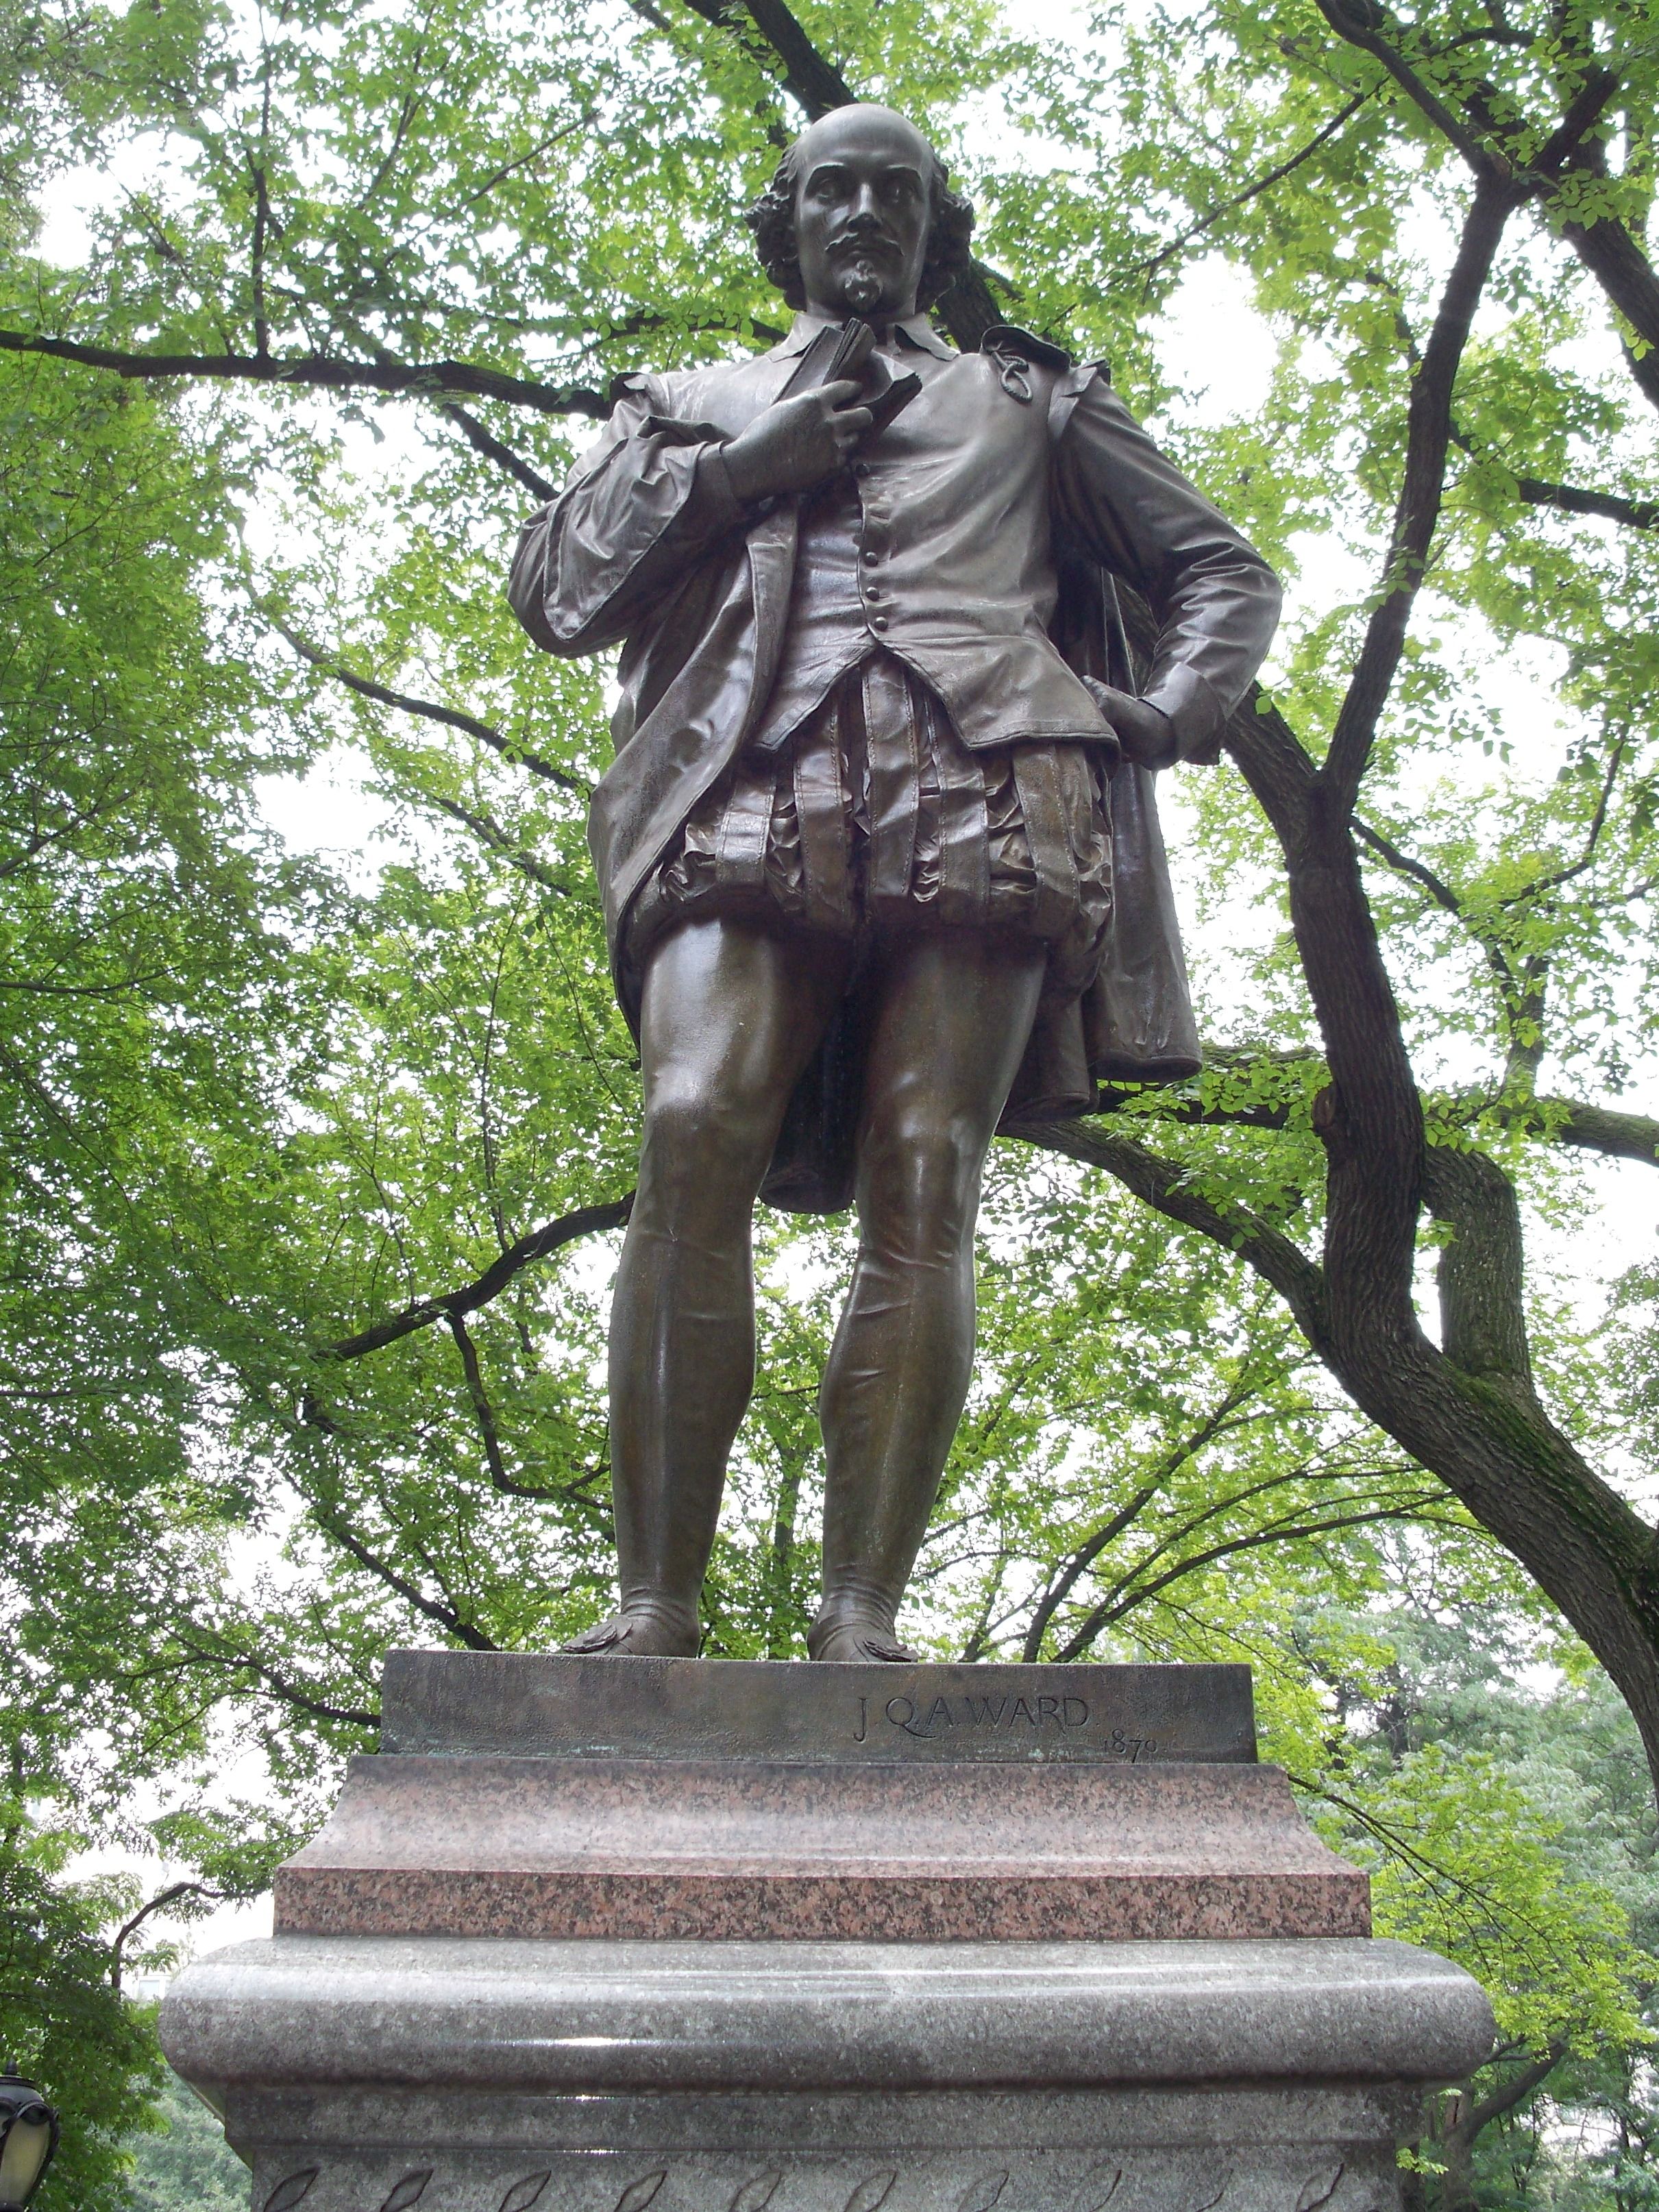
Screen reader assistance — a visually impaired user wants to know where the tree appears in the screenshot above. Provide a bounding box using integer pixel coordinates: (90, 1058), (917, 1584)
(4, 0), (1656, 1780)
(3, 0), (1659, 2194)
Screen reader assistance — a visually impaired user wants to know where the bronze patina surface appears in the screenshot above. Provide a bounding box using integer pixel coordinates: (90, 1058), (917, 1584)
(509, 104), (1281, 1661)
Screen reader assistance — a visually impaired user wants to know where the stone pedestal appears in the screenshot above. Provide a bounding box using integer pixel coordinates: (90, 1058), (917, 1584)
(161, 1656), (1495, 2212)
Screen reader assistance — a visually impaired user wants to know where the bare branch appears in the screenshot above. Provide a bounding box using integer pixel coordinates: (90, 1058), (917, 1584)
(328, 1195), (635, 1359)
(0, 326), (607, 417)
(1326, 174), (1520, 809)
(1130, 92), (1373, 287)
(1510, 473), (1659, 530)
(267, 612), (587, 794)
(438, 400), (558, 500)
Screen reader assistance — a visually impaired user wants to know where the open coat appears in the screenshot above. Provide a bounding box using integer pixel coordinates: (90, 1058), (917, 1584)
(509, 317), (1281, 1209)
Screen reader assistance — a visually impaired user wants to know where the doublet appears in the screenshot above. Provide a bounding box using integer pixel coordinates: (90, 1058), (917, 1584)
(508, 309), (1282, 1198)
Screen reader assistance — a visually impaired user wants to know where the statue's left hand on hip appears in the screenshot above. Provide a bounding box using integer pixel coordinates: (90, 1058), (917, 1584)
(1084, 679), (1180, 770)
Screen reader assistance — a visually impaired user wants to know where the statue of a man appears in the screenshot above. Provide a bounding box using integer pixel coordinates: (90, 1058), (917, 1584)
(510, 103), (1280, 1661)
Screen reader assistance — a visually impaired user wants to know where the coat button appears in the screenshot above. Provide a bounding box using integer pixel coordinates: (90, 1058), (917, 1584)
(862, 549), (879, 565)
(870, 614), (889, 632)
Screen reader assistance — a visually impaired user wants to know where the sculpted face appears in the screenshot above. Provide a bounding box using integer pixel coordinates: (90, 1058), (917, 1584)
(791, 105), (935, 323)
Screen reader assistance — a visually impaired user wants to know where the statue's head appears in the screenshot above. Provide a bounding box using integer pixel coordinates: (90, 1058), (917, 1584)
(746, 103), (975, 323)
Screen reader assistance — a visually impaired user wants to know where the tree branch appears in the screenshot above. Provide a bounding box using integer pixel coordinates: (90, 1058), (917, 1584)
(267, 613), (587, 793)
(1510, 472), (1659, 530)
(1311, 10), (1659, 415)
(1131, 91), (1374, 286)
(1312, 1), (1513, 180)
(438, 400), (558, 500)
(1326, 173), (1519, 809)
(174, 1636), (379, 1729)
(328, 1195), (635, 1359)
(417, 787), (577, 896)
(1353, 817), (1464, 915)
(1053, 1494), (1450, 1660)
(110, 1880), (222, 1991)
(0, 327), (607, 417)
(315, 1507), (498, 1649)
(1007, 1120), (1329, 1344)
(446, 1310), (569, 1499)
(1506, 1096), (1659, 1166)
(1447, 2043), (1566, 2146)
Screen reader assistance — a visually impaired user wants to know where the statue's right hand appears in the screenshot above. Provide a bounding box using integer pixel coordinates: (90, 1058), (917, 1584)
(720, 378), (875, 502)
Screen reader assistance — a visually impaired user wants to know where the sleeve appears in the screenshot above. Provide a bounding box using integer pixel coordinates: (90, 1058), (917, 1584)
(1050, 367), (1282, 762)
(507, 376), (752, 657)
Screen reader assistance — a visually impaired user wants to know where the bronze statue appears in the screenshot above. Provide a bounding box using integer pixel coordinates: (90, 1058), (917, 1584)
(509, 104), (1280, 1661)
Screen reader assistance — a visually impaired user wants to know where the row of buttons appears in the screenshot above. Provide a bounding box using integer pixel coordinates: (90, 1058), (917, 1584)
(857, 469), (889, 632)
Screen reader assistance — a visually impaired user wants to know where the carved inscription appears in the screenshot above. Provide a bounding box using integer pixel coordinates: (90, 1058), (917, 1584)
(852, 1691), (1159, 1758)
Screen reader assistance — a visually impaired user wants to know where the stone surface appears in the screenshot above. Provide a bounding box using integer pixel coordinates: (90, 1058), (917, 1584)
(160, 1935), (1497, 2212)
(211, 2084), (1429, 2212)
(380, 1653), (1258, 1765)
(164, 1657), (1488, 2207)
(165, 1934), (1491, 2091)
(274, 1754), (1368, 1942)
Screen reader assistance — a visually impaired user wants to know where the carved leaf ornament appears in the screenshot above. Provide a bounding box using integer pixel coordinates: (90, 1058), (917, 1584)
(957, 2173), (1009, 2212)
(262, 2173), (319, 2212)
(613, 2174), (668, 2212)
(842, 2172), (898, 2212)
(497, 2178), (552, 2212)
(728, 2174), (784, 2212)
(1294, 2168), (1346, 2212)
(377, 2174), (432, 2212)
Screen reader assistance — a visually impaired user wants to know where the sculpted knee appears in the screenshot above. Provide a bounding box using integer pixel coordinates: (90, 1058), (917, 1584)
(859, 1114), (985, 1258)
(637, 1090), (774, 1222)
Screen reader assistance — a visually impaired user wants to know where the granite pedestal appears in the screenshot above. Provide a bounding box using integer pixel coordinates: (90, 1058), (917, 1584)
(160, 1656), (1495, 2212)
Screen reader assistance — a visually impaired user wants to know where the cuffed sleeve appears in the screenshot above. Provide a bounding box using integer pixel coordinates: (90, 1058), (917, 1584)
(508, 380), (753, 657)
(1050, 369), (1281, 762)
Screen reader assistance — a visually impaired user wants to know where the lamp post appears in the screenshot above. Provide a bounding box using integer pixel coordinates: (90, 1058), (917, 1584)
(0, 2066), (58, 2210)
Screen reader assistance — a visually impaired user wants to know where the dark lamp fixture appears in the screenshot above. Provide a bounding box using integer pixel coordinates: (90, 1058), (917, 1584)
(0, 2065), (58, 2210)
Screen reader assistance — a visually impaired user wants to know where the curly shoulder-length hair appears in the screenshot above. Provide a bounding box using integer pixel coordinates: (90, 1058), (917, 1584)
(744, 134), (976, 313)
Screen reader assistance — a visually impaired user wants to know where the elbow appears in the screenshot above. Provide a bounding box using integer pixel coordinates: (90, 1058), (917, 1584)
(1256, 558), (1285, 642)
(507, 542), (609, 658)
(512, 598), (602, 658)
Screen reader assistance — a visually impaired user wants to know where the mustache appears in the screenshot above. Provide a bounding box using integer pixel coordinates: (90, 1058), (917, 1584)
(826, 223), (900, 257)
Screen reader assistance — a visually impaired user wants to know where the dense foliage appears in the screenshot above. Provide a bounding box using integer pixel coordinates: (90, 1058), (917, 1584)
(2, 0), (1659, 2201)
